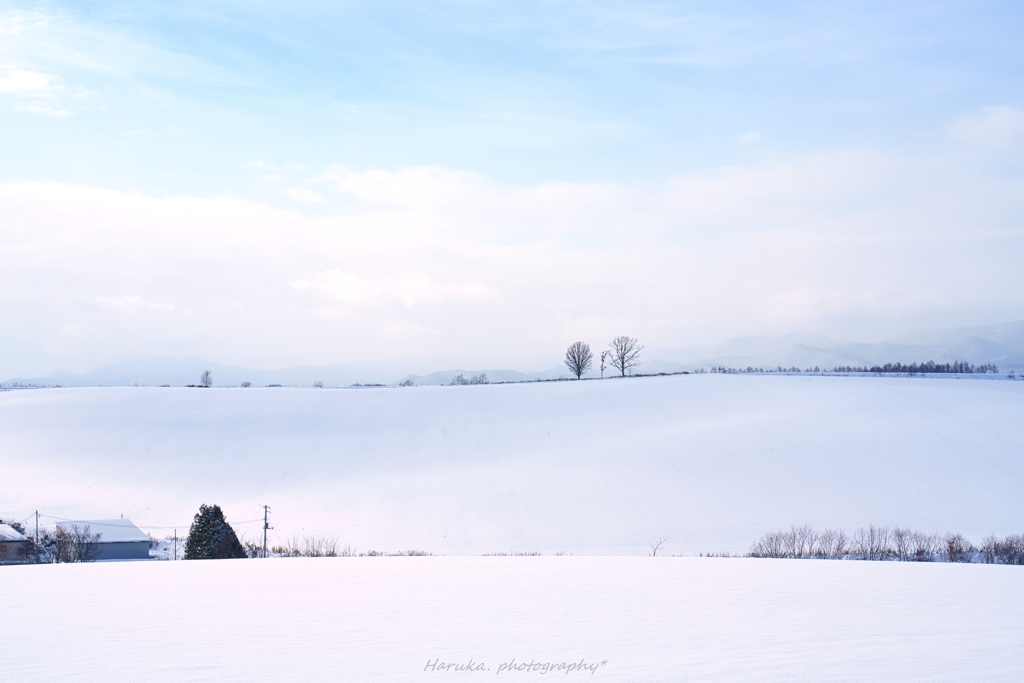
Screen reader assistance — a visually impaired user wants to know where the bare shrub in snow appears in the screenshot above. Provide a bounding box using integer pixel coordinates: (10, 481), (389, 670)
(25, 528), (59, 564)
(564, 341), (593, 379)
(276, 534), (343, 557)
(749, 530), (785, 558)
(851, 526), (892, 561)
(450, 373), (488, 386)
(301, 535), (326, 557)
(481, 551), (540, 556)
(748, 525), (1015, 564)
(749, 526), (848, 559)
(306, 534), (339, 557)
(55, 524), (102, 563)
(910, 531), (939, 561)
(981, 534), (1024, 565)
(788, 525), (817, 558)
(942, 533), (975, 563)
(649, 537), (667, 557)
(816, 529), (848, 559)
(365, 549), (434, 556)
(892, 527), (914, 562)
(1000, 535), (1024, 564)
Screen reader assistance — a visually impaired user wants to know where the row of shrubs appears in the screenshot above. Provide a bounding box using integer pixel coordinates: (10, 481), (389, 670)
(708, 361), (1004, 375)
(261, 534), (431, 558)
(749, 525), (1024, 564)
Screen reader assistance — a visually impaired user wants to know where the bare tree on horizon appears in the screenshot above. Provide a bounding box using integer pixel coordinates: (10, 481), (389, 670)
(608, 336), (643, 377)
(564, 341), (593, 379)
(199, 370), (212, 388)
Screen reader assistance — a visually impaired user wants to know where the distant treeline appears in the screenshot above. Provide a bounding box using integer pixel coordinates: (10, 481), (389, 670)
(749, 525), (1023, 564)
(707, 360), (1001, 375)
(838, 361), (999, 374)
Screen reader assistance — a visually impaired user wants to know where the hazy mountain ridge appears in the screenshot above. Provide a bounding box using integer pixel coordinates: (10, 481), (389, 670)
(661, 321), (1024, 371)
(5, 320), (1023, 387)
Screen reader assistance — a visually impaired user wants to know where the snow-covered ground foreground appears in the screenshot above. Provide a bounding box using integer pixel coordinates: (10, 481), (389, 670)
(6, 557), (1023, 682)
(2, 374), (1023, 554)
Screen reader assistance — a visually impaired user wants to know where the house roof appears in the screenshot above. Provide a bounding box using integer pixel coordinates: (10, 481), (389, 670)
(0, 524), (28, 542)
(56, 519), (150, 543)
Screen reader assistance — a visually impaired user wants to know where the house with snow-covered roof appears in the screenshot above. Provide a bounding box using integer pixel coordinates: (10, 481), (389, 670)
(56, 519), (151, 560)
(0, 524), (31, 563)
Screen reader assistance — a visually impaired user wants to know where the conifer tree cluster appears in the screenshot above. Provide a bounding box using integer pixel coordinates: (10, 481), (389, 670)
(184, 504), (247, 560)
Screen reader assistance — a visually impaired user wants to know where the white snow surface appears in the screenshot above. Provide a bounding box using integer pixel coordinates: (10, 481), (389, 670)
(5, 556), (1023, 682)
(0, 523), (27, 541)
(2, 374), (1023, 554)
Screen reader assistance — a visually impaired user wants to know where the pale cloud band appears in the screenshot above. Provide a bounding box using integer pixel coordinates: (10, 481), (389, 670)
(1, 136), (1022, 375)
(950, 106), (1024, 150)
(94, 295), (176, 313)
(292, 270), (500, 314)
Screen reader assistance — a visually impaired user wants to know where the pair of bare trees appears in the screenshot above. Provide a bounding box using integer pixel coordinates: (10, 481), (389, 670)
(564, 336), (644, 379)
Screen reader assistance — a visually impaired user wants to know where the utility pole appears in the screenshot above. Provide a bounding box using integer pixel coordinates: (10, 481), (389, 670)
(262, 505), (272, 558)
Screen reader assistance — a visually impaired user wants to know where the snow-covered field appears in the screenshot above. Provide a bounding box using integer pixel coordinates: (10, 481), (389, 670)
(6, 556), (1023, 682)
(2, 374), (1023, 554)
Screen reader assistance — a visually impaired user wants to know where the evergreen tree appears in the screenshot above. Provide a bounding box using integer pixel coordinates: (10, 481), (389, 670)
(185, 504), (247, 560)
(209, 522), (247, 559)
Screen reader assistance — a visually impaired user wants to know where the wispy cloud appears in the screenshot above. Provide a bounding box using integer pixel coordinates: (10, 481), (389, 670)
(0, 64), (71, 115)
(95, 295), (176, 313)
(292, 270), (500, 314)
(15, 103), (70, 116)
(950, 106), (1024, 150)
(283, 187), (324, 204)
(0, 67), (61, 93)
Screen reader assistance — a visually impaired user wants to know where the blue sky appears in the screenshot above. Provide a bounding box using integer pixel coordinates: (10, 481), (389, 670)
(5, 1), (1022, 192)
(2, 1), (1024, 374)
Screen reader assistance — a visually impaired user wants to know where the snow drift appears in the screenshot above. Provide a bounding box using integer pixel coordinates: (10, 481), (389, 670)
(5, 557), (1023, 682)
(2, 374), (1022, 554)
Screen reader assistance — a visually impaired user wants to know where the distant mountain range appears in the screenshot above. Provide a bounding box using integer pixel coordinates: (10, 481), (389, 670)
(650, 320), (1024, 372)
(4, 320), (1023, 388)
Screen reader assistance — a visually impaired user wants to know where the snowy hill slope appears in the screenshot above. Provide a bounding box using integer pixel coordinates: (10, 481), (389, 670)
(2, 374), (1022, 554)
(6, 557), (1023, 683)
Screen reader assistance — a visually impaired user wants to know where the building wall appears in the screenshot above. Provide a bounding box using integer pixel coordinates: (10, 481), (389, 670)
(0, 540), (31, 563)
(94, 541), (150, 561)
